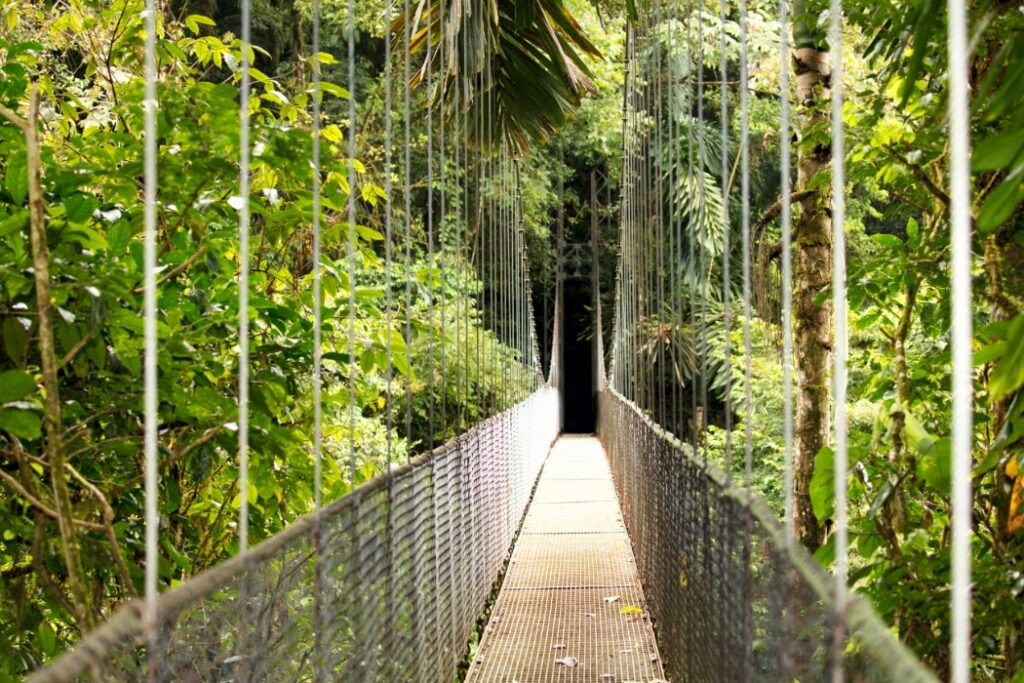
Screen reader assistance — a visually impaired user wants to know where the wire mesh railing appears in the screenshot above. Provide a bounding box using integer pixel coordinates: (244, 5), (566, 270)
(598, 387), (939, 683)
(27, 386), (559, 683)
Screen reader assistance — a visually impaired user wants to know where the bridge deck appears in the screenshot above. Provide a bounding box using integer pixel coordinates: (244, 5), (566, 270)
(466, 435), (666, 682)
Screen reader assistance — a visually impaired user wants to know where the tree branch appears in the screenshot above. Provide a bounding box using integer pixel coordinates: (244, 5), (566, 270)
(112, 420), (230, 497)
(32, 513), (78, 621)
(884, 144), (950, 207)
(64, 463), (138, 599)
(0, 469), (105, 532)
(754, 190), (817, 240)
(60, 329), (97, 370)
(130, 245), (208, 295)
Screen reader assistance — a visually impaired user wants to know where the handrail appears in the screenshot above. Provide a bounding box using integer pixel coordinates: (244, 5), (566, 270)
(600, 386), (939, 681)
(28, 387), (560, 683)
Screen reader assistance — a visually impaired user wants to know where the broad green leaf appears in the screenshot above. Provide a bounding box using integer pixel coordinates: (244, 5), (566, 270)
(319, 82), (350, 100)
(809, 446), (834, 521)
(3, 317), (27, 365)
(991, 316), (1024, 402)
(870, 233), (904, 249)
(897, 0), (940, 106)
(814, 534), (836, 567)
(5, 150), (27, 205)
(185, 14), (216, 34)
(64, 193), (98, 222)
(37, 623), (56, 656)
(975, 341), (1007, 367)
(0, 406), (41, 439)
(916, 437), (952, 494)
(355, 225), (384, 241)
(985, 393), (1024, 468)
(0, 369), (35, 402)
(972, 128), (1024, 172)
(108, 219), (131, 254)
(978, 166), (1024, 234)
(902, 409), (936, 455)
(161, 536), (193, 573)
(0, 209), (27, 237)
(65, 226), (108, 250)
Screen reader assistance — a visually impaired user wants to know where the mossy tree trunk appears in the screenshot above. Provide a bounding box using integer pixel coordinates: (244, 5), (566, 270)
(790, 1), (830, 552)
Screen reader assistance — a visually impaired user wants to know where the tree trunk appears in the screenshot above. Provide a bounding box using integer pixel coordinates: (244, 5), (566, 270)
(791, 39), (831, 552)
(12, 86), (96, 627)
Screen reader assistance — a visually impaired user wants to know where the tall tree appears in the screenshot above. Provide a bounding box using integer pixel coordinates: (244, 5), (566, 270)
(790, 0), (830, 551)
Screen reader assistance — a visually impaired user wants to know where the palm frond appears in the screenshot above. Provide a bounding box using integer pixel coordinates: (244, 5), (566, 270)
(395, 0), (601, 153)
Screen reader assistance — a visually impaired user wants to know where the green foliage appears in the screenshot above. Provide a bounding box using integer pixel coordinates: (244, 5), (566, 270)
(0, 2), (538, 676)
(400, 0), (602, 151)
(663, 0), (1024, 678)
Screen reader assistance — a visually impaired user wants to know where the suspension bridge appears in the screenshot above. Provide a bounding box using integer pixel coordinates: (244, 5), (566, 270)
(13, 0), (977, 679)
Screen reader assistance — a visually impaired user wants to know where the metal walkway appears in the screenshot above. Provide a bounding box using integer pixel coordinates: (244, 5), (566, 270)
(466, 435), (666, 682)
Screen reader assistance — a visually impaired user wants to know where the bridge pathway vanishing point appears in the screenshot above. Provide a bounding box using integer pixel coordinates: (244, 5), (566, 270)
(467, 436), (665, 682)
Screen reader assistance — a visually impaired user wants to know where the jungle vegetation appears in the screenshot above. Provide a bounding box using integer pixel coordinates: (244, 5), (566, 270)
(0, 0), (1022, 680)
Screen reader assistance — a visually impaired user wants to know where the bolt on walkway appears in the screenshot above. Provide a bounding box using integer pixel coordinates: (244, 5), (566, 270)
(467, 435), (666, 682)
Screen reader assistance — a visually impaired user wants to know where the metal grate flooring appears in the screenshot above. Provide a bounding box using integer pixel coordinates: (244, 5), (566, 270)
(467, 435), (666, 683)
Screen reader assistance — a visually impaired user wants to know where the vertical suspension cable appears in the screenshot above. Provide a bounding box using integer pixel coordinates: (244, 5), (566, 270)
(475, 55), (483, 418)
(829, 0), (849, 677)
(667, 0), (678, 433)
(461, 18), (470, 432)
(620, 24), (628, 398)
(715, 3), (733, 676)
(738, 0), (755, 674)
(384, 0), (394, 470)
(671, 0), (684, 438)
(696, 0), (709, 462)
(237, 0), (251, 555)
(142, 0), (159, 670)
(628, 24), (637, 402)
(655, 0), (667, 425)
(505, 149), (512, 408)
(486, 67), (495, 412)
(519, 167), (528, 393)
(311, 0), (323, 514)
(347, 0), (357, 481)
(426, 9), (436, 448)
(779, 0), (794, 543)
(499, 144), (507, 409)
(402, 0), (413, 449)
(641, 7), (652, 411)
(453, 27), (463, 433)
(465, 23), (474, 430)
(425, 15), (442, 648)
(718, 0), (732, 478)
(310, 3), (325, 677)
(626, 24), (634, 403)
(685, 0), (699, 450)
(489, 59), (497, 410)
(947, 0), (972, 679)
(739, 0), (752, 493)
(638, 5), (645, 410)
(439, 0), (448, 437)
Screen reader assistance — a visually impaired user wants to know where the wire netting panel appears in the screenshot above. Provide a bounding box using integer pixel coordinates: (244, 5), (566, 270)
(27, 388), (559, 683)
(598, 388), (938, 683)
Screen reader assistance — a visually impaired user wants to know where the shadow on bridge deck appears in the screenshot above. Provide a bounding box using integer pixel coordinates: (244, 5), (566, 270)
(467, 435), (666, 682)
